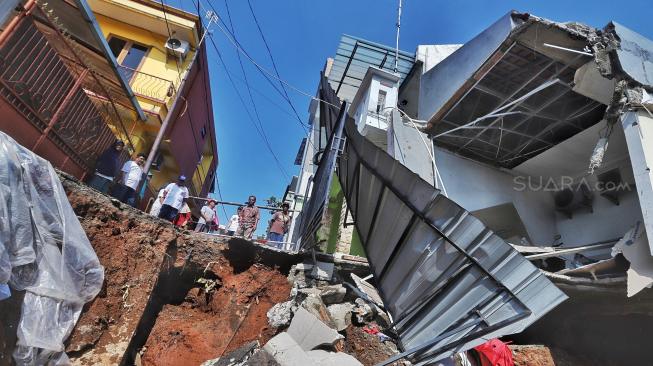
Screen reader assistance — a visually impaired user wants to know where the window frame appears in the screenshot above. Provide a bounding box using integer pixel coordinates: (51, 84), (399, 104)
(106, 34), (151, 75)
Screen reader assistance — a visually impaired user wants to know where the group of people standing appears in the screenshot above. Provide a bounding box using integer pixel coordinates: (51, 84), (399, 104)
(89, 141), (292, 247)
(88, 140), (146, 206)
(149, 175), (191, 223)
(222, 195), (292, 247)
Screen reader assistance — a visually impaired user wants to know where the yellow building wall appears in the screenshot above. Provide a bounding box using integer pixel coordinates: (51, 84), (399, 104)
(92, 5), (213, 203)
(95, 14), (195, 94)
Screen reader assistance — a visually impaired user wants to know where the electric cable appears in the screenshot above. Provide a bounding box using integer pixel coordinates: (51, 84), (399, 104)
(246, 0), (310, 131)
(207, 34), (291, 180)
(221, 0), (290, 179)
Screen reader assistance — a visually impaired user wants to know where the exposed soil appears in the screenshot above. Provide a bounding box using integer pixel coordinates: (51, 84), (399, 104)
(2, 173), (301, 366)
(140, 262), (290, 366)
(343, 324), (400, 366)
(510, 281), (653, 366)
(511, 345), (555, 366)
(63, 178), (175, 365)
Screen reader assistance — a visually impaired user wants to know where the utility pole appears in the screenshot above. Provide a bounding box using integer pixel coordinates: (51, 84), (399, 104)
(394, 0), (402, 73)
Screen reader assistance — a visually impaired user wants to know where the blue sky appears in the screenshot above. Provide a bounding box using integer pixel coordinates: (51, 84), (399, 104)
(174, 0), (653, 235)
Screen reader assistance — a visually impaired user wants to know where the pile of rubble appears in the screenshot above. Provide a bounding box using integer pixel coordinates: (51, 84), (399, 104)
(201, 261), (406, 366)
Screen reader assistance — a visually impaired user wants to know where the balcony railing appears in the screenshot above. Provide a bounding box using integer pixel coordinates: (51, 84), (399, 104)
(119, 65), (176, 103)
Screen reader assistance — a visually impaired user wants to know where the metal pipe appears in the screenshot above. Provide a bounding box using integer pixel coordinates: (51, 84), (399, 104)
(525, 239), (620, 260)
(0, 0), (36, 47)
(187, 197), (298, 212)
(141, 49), (199, 179)
(394, 0), (402, 73)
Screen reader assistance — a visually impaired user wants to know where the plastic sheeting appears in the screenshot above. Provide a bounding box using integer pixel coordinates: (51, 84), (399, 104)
(0, 131), (104, 365)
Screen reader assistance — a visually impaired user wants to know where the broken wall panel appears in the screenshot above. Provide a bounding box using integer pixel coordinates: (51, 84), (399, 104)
(338, 116), (567, 364)
(420, 11), (607, 169)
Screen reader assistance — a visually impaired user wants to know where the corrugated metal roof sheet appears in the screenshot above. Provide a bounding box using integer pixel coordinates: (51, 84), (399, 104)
(338, 114), (567, 364)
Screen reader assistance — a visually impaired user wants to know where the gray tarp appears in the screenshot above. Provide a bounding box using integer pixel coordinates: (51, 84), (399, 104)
(0, 131), (104, 365)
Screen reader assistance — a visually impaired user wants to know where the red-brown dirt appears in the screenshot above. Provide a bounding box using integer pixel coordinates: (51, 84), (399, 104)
(140, 263), (290, 366)
(43, 174), (299, 365)
(344, 324), (400, 366)
(511, 345), (555, 366)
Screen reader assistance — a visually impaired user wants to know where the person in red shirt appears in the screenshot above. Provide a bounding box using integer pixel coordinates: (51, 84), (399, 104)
(268, 203), (291, 248)
(236, 195), (259, 239)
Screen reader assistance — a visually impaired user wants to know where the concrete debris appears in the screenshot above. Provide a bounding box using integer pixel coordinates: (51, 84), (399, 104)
(263, 332), (361, 366)
(311, 261), (335, 281)
(298, 292), (337, 328)
(267, 301), (295, 328)
(246, 349), (280, 365)
(287, 263), (315, 289)
(319, 284), (347, 305)
(327, 302), (355, 331)
(352, 298), (375, 324)
(263, 332), (313, 365)
(351, 273), (383, 306)
(306, 350), (363, 366)
(286, 307), (343, 351)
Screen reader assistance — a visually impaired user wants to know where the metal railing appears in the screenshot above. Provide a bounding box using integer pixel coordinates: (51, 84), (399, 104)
(119, 66), (175, 102)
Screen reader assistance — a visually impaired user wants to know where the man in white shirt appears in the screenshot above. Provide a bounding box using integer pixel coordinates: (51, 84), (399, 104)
(195, 199), (216, 233)
(226, 207), (242, 236)
(111, 153), (145, 206)
(158, 175), (189, 222)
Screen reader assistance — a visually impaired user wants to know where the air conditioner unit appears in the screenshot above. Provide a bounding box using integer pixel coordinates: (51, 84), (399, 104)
(165, 37), (190, 59)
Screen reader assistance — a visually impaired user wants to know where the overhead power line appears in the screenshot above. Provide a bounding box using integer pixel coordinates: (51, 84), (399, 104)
(200, 0), (340, 110)
(246, 0), (310, 132)
(201, 0), (322, 165)
(221, 0), (290, 180)
(207, 34), (290, 180)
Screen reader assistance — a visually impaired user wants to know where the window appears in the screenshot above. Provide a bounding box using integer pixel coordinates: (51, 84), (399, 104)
(107, 36), (149, 80)
(376, 90), (387, 114)
(108, 37), (126, 58)
(200, 125), (207, 139)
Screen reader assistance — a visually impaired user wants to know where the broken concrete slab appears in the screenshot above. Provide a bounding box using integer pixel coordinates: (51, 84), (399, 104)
(299, 294), (337, 329)
(267, 301), (295, 328)
(327, 303), (355, 331)
(351, 273), (383, 306)
(311, 261), (334, 281)
(320, 284), (347, 305)
(263, 332), (313, 365)
(287, 307), (343, 351)
(307, 350), (363, 366)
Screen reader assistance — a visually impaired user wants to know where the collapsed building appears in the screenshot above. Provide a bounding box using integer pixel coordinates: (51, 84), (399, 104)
(3, 6), (653, 366)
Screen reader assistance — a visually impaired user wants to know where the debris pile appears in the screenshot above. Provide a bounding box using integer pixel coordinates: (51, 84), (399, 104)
(200, 260), (406, 366)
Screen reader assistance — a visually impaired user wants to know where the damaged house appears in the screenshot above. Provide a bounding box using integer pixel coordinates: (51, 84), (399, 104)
(400, 11), (653, 296)
(290, 9), (653, 365)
